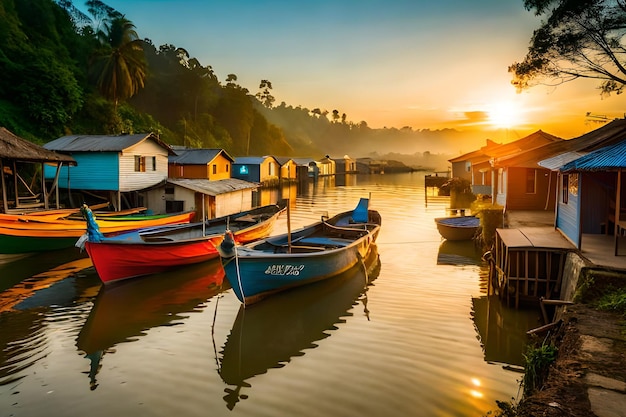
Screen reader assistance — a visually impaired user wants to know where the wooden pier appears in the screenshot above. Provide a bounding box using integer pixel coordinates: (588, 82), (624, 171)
(491, 227), (575, 308)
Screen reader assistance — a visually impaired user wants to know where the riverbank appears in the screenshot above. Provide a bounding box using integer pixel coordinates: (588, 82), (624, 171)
(512, 302), (626, 417)
(498, 211), (626, 417)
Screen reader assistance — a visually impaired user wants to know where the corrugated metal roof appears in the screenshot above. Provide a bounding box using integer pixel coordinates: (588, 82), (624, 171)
(233, 155), (279, 165)
(43, 133), (175, 155)
(275, 157), (295, 165)
(492, 119), (626, 169)
(291, 157), (316, 165)
(0, 127), (76, 164)
(167, 178), (258, 196)
(168, 148), (234, 165)
(538, 152), (587, 170)
(561, 140), (626, 172)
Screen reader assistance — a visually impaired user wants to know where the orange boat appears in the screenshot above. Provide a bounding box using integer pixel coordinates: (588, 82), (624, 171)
(0, 209), (195, 255)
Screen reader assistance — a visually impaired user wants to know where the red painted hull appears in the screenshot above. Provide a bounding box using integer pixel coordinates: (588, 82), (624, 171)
(86, 205), (283, 284)
(86, 239), (219, 283)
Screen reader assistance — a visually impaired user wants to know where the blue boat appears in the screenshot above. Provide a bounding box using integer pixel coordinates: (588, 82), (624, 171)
(217, 198), (382, 305)
(434, 215), (480, 241)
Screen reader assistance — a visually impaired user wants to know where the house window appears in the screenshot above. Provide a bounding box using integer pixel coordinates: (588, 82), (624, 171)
(239, 165), (248, 175)
(526, 169), (536, 194)
(151, 156), (157, 171)
(562, 174), (569, 204)
(569, 173), (579, 196)
(212, 164), (217, 175)
(135, 156), (146, 172)
(165, 185), (175, 195)
(226, 164), (229, 173)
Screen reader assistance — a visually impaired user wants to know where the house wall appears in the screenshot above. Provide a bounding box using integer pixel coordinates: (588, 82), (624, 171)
(215, 191), (252, 217)
(580, 172), (614, 234)
(556, 173), (580, 247)
(44, 152), (119, 190)
(505, 167), (556, 210)
(232, 163), (261, 182)
(280, 161), (297, 180)
(208, 154), (232, 181)
(451, 161), (471, 181)
(259, 158), (279, 182)
(317, 160), (335, 176)
(496, 169), (507, 207)
(168, 155), (231, 180)
(119, 141), (169, 192)
(143, 185), (167, 214)
(173, 164), (207, 179)
(472, 162), (491, 186)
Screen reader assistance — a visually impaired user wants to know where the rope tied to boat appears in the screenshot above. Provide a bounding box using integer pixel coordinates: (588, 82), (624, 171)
(75, 204), (105, 250)
(218, 230), (246, 307)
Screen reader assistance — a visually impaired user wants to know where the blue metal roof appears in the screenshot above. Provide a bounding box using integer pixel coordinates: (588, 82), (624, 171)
(561, 140), (626, 172)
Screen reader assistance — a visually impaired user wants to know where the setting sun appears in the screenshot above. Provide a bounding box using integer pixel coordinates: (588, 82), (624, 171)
(488, 101), (525, 129)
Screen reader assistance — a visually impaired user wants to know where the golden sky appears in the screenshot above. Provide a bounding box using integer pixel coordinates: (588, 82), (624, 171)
(95, 0), (626, 142)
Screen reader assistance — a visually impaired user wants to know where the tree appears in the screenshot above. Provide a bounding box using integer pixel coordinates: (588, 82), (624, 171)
(256, 79), (275, 108)
(89, 15), (147, 112)
(510, 0), (626, 96)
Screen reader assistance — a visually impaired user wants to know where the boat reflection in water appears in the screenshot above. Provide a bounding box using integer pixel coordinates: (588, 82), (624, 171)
(76, 259), (227, 389)
(436, 239), (483, 266)
(218, 245), (381, 410)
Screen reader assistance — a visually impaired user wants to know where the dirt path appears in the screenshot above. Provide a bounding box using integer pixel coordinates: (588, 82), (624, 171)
(515, 305), (626, 417)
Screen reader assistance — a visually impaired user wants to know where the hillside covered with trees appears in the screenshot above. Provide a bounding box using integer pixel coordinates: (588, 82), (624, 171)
(0, 0), (476, 170)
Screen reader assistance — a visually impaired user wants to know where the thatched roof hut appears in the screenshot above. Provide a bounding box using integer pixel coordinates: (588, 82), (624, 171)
(0, 127), (76, 164)
(1, 127), (76, 212)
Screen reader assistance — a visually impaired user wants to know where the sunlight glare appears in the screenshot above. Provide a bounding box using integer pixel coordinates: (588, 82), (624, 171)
(488, 101), (524, 129)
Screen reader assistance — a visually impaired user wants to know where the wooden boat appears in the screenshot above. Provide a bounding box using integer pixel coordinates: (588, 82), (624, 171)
(218, 247), (380, 408)
(434, 215), (480, 241)
(82, 203), (286, 284)
(217, 198), (382, 305)
(0, 210), (195, 255)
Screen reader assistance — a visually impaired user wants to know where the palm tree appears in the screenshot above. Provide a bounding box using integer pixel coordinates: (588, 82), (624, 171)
(90, 16), (146, 112)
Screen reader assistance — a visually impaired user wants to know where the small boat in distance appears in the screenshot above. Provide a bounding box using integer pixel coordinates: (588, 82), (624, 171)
(81, 203), (285, 284)
(217, 198), (382, 305)
(434, 215), (480, 241)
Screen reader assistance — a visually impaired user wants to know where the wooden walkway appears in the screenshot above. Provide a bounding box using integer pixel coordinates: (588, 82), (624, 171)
(496, 227), (575, 251)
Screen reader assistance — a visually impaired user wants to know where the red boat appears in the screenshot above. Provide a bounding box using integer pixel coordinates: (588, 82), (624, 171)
(82, 203), (285, 284)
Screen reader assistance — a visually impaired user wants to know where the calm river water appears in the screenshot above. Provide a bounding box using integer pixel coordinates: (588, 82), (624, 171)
(0, 172), (541, 417)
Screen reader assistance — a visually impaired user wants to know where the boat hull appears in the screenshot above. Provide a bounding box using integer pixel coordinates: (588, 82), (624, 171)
(220, 200), (382, 305)
(434, 216), (480, 241)
(219, 246), (380, 388)
(0, 211), (195, 255)
(86, 239), (218, 283)
(85, 204), (284, 283)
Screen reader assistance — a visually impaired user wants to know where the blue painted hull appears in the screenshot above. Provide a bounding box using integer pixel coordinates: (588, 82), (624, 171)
(219, 200), (382, 304)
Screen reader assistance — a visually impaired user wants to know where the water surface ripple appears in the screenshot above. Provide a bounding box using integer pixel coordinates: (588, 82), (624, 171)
(0, 173), (540, 416)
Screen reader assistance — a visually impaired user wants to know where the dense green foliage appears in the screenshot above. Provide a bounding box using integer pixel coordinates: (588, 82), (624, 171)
(0, 0), (465, 167)
(510, 0), (626, 95)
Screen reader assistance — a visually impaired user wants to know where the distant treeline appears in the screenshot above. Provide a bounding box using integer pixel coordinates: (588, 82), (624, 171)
(0, 0), (473, 168)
